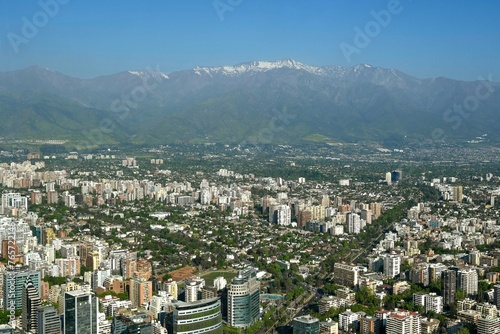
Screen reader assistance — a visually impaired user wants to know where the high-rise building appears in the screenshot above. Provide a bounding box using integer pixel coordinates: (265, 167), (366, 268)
(21, 278), (41, 333)
(150, 291), (173, 319)
(347, 213), (362, 234)
(163, 279), (178, 300)
(227, 268), (260, 328)
(129, 278), (153, 307)
(391, 170), (402, 183)
(469, 251), (481, 266)
(428, 263), (447, 283)
(384, 254), (401, 278)
(185, 281), (201, 303)
(452, 186), (463, 202)
(297, 210), (312, 228)
(477, 315), (500, 334)
(64, 290), (98, 334)
(413, 292), (443, 314)
(338, 309), (360, 332)
(360, 209), (372, 225)
(272, 205), (292, 226)
(319, 319), (338, 334)
(457, 268), (478, 297)
(293, 315), (320, 334)
(1, 192), (28, 214)
(360, 315), (380, 334)
(494, 285), (500, 308)
(112, 312), (152, 334)
(385, 172), (392, 185)
(442, 270), (457, 306)
(321, 195), (330, 208)
(370, 203), (382, 219)
(213, 277), (227, 291)
(333, 263), (365, 288)
(37, 305), (61, 334)
(425, 293), (443, 314)
(386, 309), (420, 334)
(3, 267), (41, 310)
(166, 297), (223, 334)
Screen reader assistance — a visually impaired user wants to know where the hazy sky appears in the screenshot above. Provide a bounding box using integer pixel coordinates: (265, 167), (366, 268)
(1, 0), (499, 80)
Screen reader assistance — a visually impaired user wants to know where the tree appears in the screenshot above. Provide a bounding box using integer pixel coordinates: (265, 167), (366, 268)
(456, 289), (466, 301)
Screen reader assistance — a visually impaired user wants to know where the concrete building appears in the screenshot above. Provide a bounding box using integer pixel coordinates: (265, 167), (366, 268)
(338, 309), (360, 332)
(477, 315), (500, 334)
(293, 315), (320, 334)
(3, 267), (41, 310)
(458, 268), (478, 297)
(112, 312), (152, 334)
(37, 305), (61, 334)
(386, 310), (420, 334)
(227, 268), (260, 328)
(319, 319), (338, 334)
(130, 278), (153, 307)
(333, 263), (366, 288)
(165, 297), (222, 334)
(442, 270), (457, 306)
(21, 278), (41, 333)
(64, 290), (98, 334)
(383, 254), (401, 278)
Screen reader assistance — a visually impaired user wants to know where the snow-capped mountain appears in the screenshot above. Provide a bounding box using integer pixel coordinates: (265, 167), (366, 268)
(193, 59), (333, 77)
(128, 70), (169, 80)
(0, 60), (498, 147)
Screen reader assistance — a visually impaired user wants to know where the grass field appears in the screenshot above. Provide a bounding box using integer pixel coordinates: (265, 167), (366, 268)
(200, 271), (238, 287)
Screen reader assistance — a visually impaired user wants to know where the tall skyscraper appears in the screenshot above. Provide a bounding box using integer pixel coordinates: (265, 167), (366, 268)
(442, 270), (457, 306)
(22, 278), (41, 333)
(37, 305), (61, 334)
(3, 267), (41, 310)
(227, 268), (260, 328)
(64, 290), (98, 334)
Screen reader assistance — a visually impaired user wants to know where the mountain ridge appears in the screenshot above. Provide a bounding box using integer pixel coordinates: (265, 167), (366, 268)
(0, 60), (498, 148)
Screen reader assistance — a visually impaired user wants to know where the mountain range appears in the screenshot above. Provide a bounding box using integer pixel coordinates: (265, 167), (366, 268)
(0, 59), (498, 149)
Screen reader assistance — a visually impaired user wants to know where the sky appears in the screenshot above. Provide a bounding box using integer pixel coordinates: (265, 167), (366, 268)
(0, 0), (499, 81)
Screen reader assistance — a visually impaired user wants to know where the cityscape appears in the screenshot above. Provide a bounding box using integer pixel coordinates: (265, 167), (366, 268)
(0, 142), (497, 333)
(1, 1), (500, 334)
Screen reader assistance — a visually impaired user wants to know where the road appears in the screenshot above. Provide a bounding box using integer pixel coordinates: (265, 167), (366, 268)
(348, 222), (396, 263)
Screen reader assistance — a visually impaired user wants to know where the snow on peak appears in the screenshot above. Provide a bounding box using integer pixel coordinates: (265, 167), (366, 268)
(193, 59), (328, 77)
(191, 60), (389, 79)
(128, 70), (169, 80)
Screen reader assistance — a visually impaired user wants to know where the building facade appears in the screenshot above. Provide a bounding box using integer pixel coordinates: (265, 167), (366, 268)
(166, 297), (223, 334)
(293, 315), (320, 334)
(227, 268), (260, 328)
(64, 290), (98, 334)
